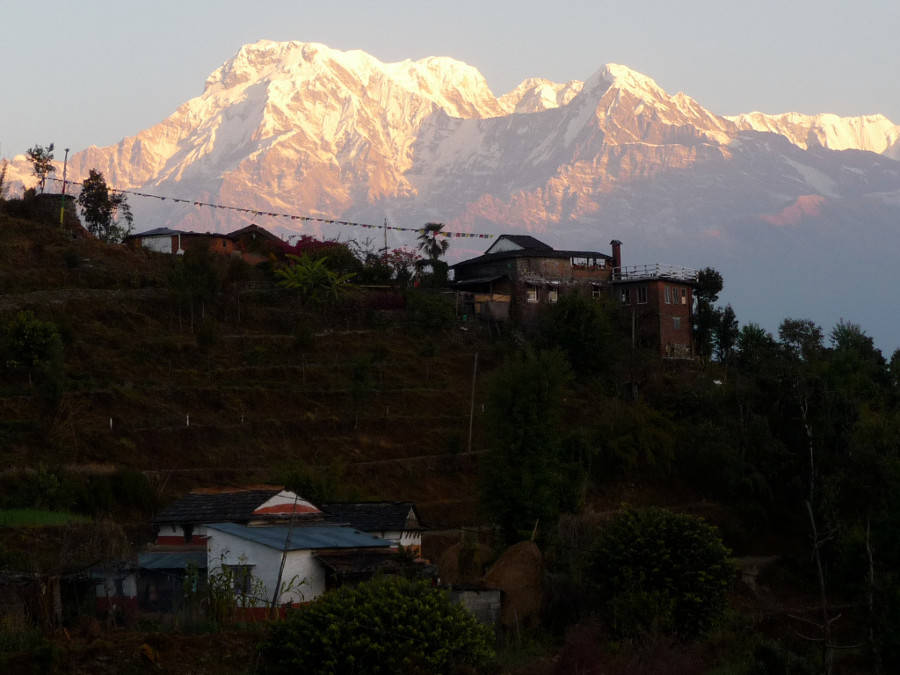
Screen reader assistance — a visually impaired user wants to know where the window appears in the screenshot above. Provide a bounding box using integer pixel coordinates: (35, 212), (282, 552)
(637, 286), (648, 304)
(592, 286), (603, 300)
(620, 288), (630, 304)
(680, 288), (687, 305)
(673, 317), (681, 330)
(664, 286), (672, 304)
(548, 288), (558, 303)
(223, 565), (254, 594)
(526, 286), (539, 303)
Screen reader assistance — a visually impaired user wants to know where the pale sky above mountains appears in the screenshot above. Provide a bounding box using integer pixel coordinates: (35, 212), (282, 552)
(2, 0), (898, 158)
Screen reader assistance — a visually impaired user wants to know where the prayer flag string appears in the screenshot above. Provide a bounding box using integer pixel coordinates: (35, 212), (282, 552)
(49, 177), (494, 239)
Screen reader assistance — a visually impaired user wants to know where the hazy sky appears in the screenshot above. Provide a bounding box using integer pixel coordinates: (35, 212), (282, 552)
(2, 0), (898, 158)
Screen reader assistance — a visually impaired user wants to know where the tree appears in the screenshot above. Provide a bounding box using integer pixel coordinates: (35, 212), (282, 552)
(416, 222), (450, 287)
(714, 304), (739, 365)
(538, 292), (613, 374)
(480, 349), (573, 543)
(259, 577), (494, 675)
(778, 318), (824, 362)
(590, 507), (733, 640)
(416, 222), (449, 263)
(0, 159), (9, 200)
(736, 322), (778, 370)
(25, 143), (55, 193)
(77, 169), (133, 242)
(693, 267), (723, 361)
(2, 311), (63, 388)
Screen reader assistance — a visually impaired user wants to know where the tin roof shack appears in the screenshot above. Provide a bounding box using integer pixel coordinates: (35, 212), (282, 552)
(205, 523), (392, 610)
(611, 261), (699, 359)
(451, 234), (613, 323)
(320, 502), (425, 555)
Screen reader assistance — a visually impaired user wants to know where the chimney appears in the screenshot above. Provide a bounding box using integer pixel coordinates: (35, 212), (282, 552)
(610, 239), (622, 271)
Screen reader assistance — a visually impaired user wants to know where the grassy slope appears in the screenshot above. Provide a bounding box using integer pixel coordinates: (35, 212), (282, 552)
(0, 212), (496, 527)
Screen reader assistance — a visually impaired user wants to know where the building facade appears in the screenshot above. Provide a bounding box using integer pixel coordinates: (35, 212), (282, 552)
(452, 235), (698, 358)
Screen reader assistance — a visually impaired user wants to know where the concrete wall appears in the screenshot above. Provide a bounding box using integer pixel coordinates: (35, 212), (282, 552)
(447, 588), (501, 626)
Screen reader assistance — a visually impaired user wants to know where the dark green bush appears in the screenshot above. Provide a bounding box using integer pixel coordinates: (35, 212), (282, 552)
(590, 507), (733, 640)
(404, 289), (455, 330)
(260, 577), (494, 674)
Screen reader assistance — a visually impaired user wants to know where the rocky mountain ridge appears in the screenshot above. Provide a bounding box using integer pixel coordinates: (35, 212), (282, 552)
(4, 41), (899, 350)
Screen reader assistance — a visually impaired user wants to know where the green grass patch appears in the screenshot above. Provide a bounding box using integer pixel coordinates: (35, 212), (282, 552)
(0, 508), (90, 527)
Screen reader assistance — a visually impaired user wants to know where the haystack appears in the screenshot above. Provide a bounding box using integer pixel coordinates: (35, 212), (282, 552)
(483, 541), (542, 628)
(436, 541), (493, 585)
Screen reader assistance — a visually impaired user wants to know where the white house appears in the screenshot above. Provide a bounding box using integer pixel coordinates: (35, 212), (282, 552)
(205, 522), (392, 606)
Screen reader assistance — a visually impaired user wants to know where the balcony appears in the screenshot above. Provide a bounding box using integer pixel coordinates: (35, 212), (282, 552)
(613, 264), (699, 282)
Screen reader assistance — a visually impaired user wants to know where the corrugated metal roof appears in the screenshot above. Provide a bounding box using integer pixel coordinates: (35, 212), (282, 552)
(138, 551), (207, 570)
(206, 523), (392, 551)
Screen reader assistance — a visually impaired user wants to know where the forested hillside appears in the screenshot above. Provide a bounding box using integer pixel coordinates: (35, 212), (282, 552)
(1, 197), (898, 673)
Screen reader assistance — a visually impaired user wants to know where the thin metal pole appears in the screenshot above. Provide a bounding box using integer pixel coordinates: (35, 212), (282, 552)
(467, 352), (479, 454)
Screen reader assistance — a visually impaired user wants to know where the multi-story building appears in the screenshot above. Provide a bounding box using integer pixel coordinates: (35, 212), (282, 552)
(451, 235), (698, 358)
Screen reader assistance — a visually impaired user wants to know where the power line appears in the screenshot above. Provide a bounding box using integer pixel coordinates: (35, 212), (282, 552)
(48, 177), (495, 240)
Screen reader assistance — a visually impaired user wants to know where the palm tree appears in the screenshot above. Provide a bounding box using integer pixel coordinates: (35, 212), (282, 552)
(417, 222), (449, 263)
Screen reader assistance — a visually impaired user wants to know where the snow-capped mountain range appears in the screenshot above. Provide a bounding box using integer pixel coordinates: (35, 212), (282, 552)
(5, 40), (900, 350)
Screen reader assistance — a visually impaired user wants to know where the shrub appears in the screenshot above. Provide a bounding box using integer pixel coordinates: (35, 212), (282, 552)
(404, 289), (455, 330)
(2, 311), (63, 388)
(259, 577), (494, 675)
(590, 507), (733, 640)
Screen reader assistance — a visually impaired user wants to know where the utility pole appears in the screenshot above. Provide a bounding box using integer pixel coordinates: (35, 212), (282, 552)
(59, 147), (69, 227)
(383, 217), (388, 260)
(467, 352), (479, 454)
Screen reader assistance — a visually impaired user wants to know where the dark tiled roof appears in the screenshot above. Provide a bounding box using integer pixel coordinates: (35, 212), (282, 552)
(452, 248), (611, 269)
(206, 523), (391, 551)
(495, 235), (553, 251)
(153, 490), (279, 525)
(226, 224), (281, 241)
(126, 227), (181, 238)
(320, 502), (424, 533)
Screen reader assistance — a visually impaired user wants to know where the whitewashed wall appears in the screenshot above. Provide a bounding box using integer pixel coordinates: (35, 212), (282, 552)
(206, 529), (325, 605)
(141, 236), (175, 254)
(157, 524), (208, 540)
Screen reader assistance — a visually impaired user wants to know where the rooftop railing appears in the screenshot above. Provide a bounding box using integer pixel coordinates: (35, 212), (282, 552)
(613, 264), (699, 282)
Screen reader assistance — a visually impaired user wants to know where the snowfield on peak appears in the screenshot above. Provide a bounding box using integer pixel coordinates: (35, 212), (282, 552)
(727, 111), (900, 159)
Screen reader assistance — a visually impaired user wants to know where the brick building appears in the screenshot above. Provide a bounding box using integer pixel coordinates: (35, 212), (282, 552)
(451, 235), (698, 358)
